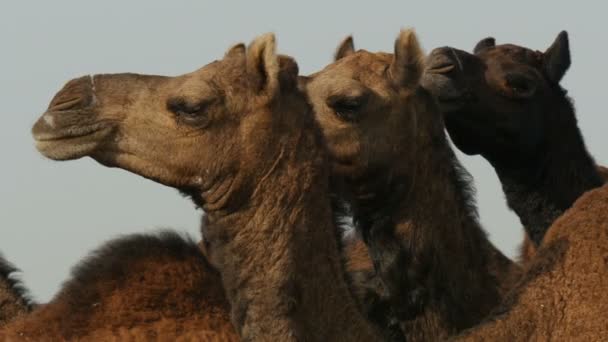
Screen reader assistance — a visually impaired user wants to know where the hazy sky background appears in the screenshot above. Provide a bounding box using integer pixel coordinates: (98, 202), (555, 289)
(1, 1), (606, 302)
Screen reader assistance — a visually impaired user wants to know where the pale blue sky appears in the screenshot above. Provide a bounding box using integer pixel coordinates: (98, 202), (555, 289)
(1, 1), (606, 301)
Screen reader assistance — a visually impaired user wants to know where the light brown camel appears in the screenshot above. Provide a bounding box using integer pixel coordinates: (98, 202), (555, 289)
(302, 30), (521, 341)
(3, 33), (381, 341)
(422, 31), (608, 341)
(0, 254), (33, 326)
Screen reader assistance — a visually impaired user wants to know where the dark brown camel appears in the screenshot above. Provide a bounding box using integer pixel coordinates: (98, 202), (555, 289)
(422, 31), (605, 248)
(421, 31), (608, 341)
(303, 29), (520, 341)
(4, 34), (381, 341)
(0, 254), (33, 326)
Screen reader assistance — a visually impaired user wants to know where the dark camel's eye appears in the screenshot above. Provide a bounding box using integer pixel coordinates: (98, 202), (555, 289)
(167, 98), (213, 127)
(327, 95), (367, 122)
(505, 74), (537, 98)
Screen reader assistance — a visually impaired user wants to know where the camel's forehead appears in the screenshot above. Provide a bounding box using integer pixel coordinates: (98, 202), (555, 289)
(481, 44), (542, 67)
(320, 50), (393, 85)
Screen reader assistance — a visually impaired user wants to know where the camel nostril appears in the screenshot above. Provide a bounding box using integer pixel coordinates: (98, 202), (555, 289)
(425, 48), (460, 74)
(427, 62), (455, 74)
(47, 75), (95, 112)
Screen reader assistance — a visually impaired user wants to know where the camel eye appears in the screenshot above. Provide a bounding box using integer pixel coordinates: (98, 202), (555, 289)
(327, 95), (367, 122)
(167, 98), (213, 126)
(505, 74), (536, 98)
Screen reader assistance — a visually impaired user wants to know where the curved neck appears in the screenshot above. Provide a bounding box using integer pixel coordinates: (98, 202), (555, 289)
(351, 110), (512, 338)
(202, 115), (379, 341)
(491, 97), (603, 245)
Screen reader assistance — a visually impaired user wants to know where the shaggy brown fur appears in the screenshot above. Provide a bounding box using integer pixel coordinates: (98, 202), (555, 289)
(454, 183), (608, 341)
(2, 231), (238, 341)
(422, 32), (604, 248)
(13, 34), (380, 341)
(303, 30), (520, 341)
(518, 166), (608, 263)
(0, 254), (33, 326)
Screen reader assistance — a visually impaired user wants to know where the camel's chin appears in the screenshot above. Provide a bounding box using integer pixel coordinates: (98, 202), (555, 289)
(34, 128), (112, 161)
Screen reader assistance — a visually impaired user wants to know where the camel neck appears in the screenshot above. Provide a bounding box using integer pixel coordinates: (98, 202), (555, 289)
(203, 123), (379, 341)
(352, 117), (509, 335)
(492, 102), (603, 245)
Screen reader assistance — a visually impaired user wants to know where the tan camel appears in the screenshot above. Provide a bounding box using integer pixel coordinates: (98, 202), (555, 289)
(422, 31), (608, 341)
(0, 254), (33, 326)
(4, 34), (381, 341)
(302, 30), (520, 341)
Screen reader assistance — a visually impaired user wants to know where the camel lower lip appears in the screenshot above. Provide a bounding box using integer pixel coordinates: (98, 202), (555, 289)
(33, 125), (108, 142)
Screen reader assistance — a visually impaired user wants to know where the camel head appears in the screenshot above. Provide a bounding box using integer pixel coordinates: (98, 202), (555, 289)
(303, 29), (433, 182)
(421, 31), (572, 163)
(32, 34), (303, 209)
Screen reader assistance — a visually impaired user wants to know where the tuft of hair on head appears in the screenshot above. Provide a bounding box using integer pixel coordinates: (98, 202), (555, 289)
(390, 28), (426, 89)
(224, 43), (246, 59)
(246, 33), (280, 97)
(334, 35), (355, 61)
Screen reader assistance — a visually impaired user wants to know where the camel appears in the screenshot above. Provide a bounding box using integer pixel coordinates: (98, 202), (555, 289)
(0, 254), (33, 326)
(453, 183), (608, 341)
(4, 33), (382, 341)
(421, 31), (605, 248)
(519, 164), (608, 263)
(2, 231), (238, 341)
(421, 31), (608, 341)
(4, 30), (523, 341)
(302, 30), (521, 341)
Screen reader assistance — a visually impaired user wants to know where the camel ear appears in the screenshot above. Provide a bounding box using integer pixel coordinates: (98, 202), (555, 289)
(247, 33), (280, 97)
(277, 55), (299, 91)
(224, 43), (246, 59)
(473, 37), (495, 54)
(389, 28), (425, 89)
(542, 31), (570, 83)
(334, 36), (355, 61)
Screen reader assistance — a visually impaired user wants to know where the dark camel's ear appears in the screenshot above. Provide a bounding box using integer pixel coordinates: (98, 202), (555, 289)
(224, 43), (246, 59)
(473, 37), (495, 54)
(277, 55), (299, 91)
(334, 36), (355, 61)
(542, 31), (570, 83)
(247, 33), (280, 97)
(389, 28), (425, 89)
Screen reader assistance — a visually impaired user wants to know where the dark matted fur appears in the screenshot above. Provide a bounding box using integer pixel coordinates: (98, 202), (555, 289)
(0, 253), (34, 325)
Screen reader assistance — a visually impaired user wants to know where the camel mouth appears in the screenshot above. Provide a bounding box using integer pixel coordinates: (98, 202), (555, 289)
(33, 124), (114, 161)
(32, 121), (110, 142)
